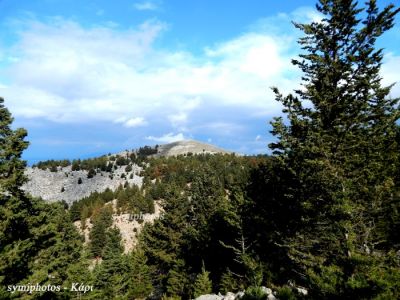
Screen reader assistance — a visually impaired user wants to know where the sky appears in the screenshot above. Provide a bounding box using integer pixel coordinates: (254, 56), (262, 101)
(0, 0), (399, 164)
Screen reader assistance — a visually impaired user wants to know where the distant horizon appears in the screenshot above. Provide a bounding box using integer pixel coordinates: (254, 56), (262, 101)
(24, 139), (254, 166)
(1, 0), (399, 163)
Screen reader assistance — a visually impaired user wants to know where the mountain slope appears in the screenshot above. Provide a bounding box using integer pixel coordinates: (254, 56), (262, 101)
(154, 140), (232, 157)
(22, 140), (231, 204)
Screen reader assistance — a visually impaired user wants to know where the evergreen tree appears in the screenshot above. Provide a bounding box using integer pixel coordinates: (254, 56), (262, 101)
(93, 227), (129, 299)
(0, 97), (33, 292)
(193, 263), (213, 298)
(127, 247), (154, 299)
(89, 206), (113, 258)
(141, 184), (191, 297)
(0, 98), (85, 299)
(269, 1), (400, 298)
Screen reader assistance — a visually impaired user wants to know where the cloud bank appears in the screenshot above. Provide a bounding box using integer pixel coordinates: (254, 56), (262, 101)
(0, 7), (399, 156)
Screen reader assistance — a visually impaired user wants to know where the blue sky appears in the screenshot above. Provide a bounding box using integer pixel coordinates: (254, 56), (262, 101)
(0, 0), (399, 163)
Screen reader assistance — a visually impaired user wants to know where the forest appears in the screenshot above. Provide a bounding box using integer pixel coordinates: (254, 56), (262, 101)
(1, 1), (400, 299)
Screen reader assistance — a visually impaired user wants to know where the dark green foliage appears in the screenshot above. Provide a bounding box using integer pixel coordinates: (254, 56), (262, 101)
(267, 0), (400, 298)
(115, 155), (129, 166)
(219, 269), (243, 294)
(126, 247), (154, 299)
(276, 286), (297, 300)
(70, 183), (154, 222)
(125, 164), (133, 172)
(87, 168), (96, 178)
(137, 145), (158, 157)
(140, 154), (266, 297)
(35, 155), (110, 173)
(34, 159), (71, 170)
(71, 160), (80, 171)
(92, 227), (130, 299)
(0, 97), (33, 291)
(193, 264), (213, 298)
(89, 206), (113, 258)
(242, 286), (268, 300)
(77, 177), (82, 184)
(0, 98), (85, 299)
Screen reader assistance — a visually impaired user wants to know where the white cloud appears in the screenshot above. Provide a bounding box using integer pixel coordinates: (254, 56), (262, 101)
(133, 1), (159, 11)
(146, 132), (185, 143)
(125, 117), (147, 127)
(115, 116), (147, 128)
(2, 15), (297, 130)
(255, 135), (261, 141)
(381, 53), (400, 98)
(3, 8), (398, 142)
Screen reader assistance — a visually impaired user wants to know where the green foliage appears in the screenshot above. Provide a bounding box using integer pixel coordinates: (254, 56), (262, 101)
(0, 98), (85, 298)
(267, 0), (400, 298)
(92, 228), (130, 299)
(126, 247), (154, 299)
(89, 206), (113, 258)
(242, 286), (268, 300)
(87, 168), (96, 178)
(193, 263), (213, 298)
(276, 286), (297, 300)
(166, 266), (189, 298)
(219, 269), (243, 294)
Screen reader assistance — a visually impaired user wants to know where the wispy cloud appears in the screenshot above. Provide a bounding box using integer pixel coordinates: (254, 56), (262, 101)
(133, 1), (160, 11)
(146, 132), (185, 143)
(115, 116), (147, 128)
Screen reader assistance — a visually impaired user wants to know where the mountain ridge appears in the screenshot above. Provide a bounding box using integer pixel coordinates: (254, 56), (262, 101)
(22, 140), (232, 204)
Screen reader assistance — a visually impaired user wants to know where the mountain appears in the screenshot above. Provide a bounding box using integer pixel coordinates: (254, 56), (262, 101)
(22, 140), (232, 204)
(154, 139), (232, 157)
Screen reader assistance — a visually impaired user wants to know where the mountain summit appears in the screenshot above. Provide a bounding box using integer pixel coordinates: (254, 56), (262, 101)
(154, 140), (232, 157)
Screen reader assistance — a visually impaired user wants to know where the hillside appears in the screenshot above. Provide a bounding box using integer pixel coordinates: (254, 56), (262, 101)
(154, 140), (232, 157)
(22, 140), (232, 204)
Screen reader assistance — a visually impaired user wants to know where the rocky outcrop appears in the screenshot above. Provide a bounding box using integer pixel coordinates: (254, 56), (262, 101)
(194, 285), (308, 300)
(23, 164), (142, 204)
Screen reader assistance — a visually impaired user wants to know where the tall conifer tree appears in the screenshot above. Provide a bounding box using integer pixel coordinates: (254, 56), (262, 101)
(0, 97), (32, 291)
(269, 1), (400, 298)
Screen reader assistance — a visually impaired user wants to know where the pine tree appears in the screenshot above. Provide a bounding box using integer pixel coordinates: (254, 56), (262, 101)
(127, 247), (154, 299)
(0, 98), (85, 299)
(193, 263), (213, 298)
(0, 97), (33, 291)
(93, 227), (129, 299)
(269, 1), (400, 298)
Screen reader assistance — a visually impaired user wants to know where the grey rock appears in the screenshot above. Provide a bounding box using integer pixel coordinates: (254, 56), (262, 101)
(22, 164), (143, 204)
(296, 287), (308, 296)
(235, 291), (245, 299)
(223, 292), (235, 300)
(195, 295), (223, 300)
(260, 286), (272, 295)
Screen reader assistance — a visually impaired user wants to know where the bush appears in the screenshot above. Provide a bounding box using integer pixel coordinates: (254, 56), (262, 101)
(276, 286), (297, 300)
(242, 286), (267, 300)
